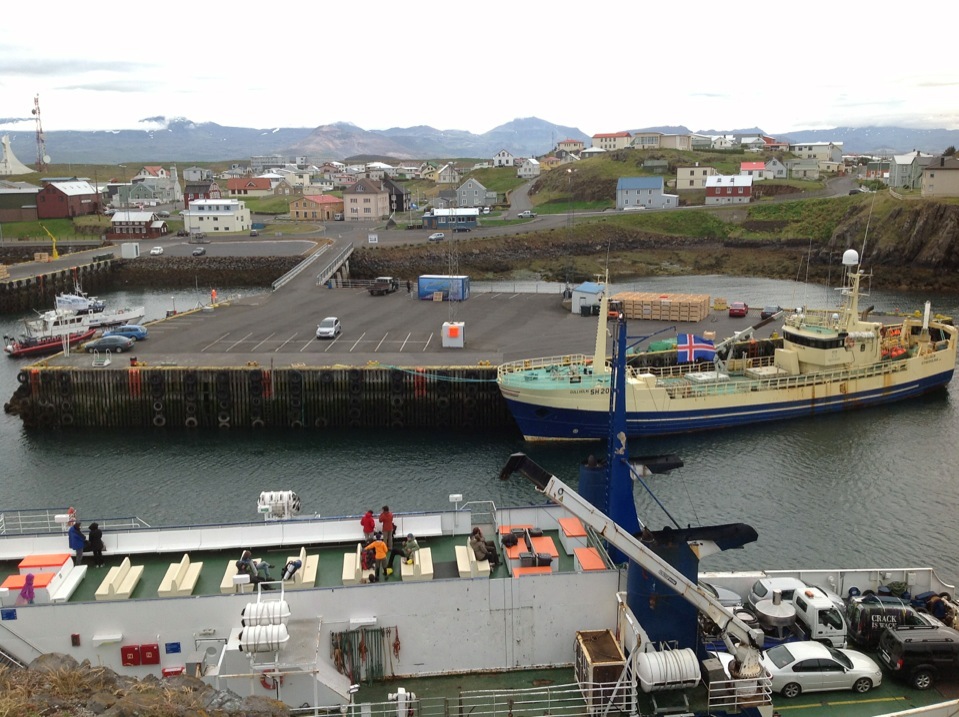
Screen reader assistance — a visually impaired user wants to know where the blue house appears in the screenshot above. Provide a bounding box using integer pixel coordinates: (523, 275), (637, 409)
(616, 177), (678, 210)
(571, 281), (605, 315)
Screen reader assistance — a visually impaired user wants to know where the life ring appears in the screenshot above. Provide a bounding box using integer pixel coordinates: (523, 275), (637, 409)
(260, 673), (284, 690)
(844, 337), (855, 350)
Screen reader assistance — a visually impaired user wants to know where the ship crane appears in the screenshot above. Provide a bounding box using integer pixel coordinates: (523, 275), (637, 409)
(710, 313), (780, 375)
(499, 455), (766, 679)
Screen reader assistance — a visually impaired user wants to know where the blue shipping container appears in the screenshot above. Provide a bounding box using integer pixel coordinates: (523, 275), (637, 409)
(417, 275), (470, 301)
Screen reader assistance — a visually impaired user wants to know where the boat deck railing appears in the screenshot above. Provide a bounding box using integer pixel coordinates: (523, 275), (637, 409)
(656, 354), (913, 401)
(0, 508), (149, 536)
(318, 681), (622, 717)
(498, 354), (591, 377)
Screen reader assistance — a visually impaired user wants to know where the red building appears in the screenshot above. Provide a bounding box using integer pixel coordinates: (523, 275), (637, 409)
(36, 180), (99, 219)
(184, 180), (221, 208)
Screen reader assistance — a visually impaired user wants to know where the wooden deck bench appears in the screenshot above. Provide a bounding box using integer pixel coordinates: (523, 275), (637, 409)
(342, 543), (374, 586)
(95, 557), (143, 600)
(401, 546), (433, 581)
(220, 554), (263, 594)
(559, 517), (588, 555)
(158, 553), (203, 597)
(283, 546), (319, 590)
(455, 538), (491, 578)
(574, 547), (607, 572)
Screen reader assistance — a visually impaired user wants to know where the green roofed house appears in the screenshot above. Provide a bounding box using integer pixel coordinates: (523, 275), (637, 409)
(615, 176), (678, 210)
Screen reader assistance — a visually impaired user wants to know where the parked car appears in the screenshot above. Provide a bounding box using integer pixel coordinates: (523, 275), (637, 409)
(316, 317), (342, 339)
(250, 229), (259, 237)
(150, 246), (164, 256)
(622, 205), (646, 211)
(760, 305), (783, 320)
(156, 210), (171, 218)
(878, 624), (959, 690)
(103, 325), (148, 341)
(700, 580), (742, 608)
(728, 301), (749, 318)
(176, 229), (188, 237)
(517, 210), (537, 219)
(482, 207), (491, 214)
(428, 232), (445, 242)
(192, 247), (206, 256)
(84, 335), (135, 353)
(453, 226), (472, 233)
(717, 642), (882, 698)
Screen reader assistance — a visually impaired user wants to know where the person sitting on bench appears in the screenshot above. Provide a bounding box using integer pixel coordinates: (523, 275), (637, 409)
(282, 559), (302, 581)
(469, 527), (500, 567)
(237, 550), (275, 589)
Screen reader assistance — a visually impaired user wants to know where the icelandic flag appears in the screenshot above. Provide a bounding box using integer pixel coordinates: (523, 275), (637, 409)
(677, 334), (716, 363)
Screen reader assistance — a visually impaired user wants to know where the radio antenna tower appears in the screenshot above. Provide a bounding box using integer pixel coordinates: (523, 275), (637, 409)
(32, 94), (50, 171)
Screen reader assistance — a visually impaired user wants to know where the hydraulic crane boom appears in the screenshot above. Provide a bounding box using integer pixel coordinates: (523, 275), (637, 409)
(499, 454), (765, 678)
(39, 223), (59, 260)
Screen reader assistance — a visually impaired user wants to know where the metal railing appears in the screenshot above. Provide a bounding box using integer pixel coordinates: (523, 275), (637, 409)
(314, 244), (355, 287)
(295, 681), (623, 717)
(0, 508), (149, 536)
(272, 248), (330, 292)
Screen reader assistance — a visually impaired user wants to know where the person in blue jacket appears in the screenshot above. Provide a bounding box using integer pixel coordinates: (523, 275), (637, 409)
(68, 522), (86, 564)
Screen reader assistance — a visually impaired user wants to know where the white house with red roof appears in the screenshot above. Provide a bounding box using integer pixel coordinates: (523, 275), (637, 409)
(592, 132), (632, 151)
(133, 166), (169, 180)
(740, 161), (767, 181)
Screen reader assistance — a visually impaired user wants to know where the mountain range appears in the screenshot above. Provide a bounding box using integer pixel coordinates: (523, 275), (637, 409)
(1, 117), (957, 166)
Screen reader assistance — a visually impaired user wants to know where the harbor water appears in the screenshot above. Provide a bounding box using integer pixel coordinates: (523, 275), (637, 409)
(2, 277), (958, 584)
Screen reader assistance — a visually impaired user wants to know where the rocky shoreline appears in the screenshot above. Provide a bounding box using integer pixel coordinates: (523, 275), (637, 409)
(3, 653), (290, 716)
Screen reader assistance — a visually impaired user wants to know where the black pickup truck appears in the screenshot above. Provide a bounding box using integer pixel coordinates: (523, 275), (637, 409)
(369, 276), (399, 296)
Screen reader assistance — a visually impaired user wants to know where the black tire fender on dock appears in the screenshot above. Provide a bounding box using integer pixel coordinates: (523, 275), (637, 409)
(153, 401), (163, 413)
(251, 418), (265, 429)
(60, 413), (74, 426)
(185, 417), (198, 428)
(320, 371), (334, 384)
(314, 417), (329, 428)
(218, 412), (230, 423)
(153, 415), (166, 428)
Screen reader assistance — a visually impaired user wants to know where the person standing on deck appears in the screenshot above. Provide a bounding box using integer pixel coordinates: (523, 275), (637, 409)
(68, 522), (86, 564)
(379, 506), (395, 550)
(360, 510), (376, 542)
(365, 532), (389, 581)
(87, 522), (106, 568)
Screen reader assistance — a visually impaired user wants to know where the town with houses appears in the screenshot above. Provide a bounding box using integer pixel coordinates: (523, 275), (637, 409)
(1, 128), (957, 240)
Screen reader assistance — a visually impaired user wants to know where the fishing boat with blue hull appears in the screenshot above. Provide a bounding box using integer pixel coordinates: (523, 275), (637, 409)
(498, 249), (958, 441)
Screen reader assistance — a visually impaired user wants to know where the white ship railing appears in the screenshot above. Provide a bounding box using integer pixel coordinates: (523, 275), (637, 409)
(0, 508), (149, 536)
(499, 354), (591, 376)
(302, 681), (631, 717)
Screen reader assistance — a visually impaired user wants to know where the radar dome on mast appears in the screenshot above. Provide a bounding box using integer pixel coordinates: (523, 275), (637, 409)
(842, 249), (860, 266)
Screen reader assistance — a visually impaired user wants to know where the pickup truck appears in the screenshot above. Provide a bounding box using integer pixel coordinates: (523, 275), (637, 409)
(517, 210), (537, 219)
(369, 276), (399, 296)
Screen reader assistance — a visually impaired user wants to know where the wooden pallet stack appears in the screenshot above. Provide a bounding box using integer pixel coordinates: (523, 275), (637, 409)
(611, 292), (711, 322)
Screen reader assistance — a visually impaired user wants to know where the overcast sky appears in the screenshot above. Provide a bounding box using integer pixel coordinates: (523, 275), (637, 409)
(2, 1), (956, 137)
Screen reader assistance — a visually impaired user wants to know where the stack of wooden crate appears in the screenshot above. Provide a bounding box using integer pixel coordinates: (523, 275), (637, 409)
(611, 292), (711, 322)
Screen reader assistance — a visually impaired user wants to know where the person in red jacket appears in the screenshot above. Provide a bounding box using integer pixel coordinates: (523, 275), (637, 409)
(378, 505), (395, 550)
(360, 510), (376, 541)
